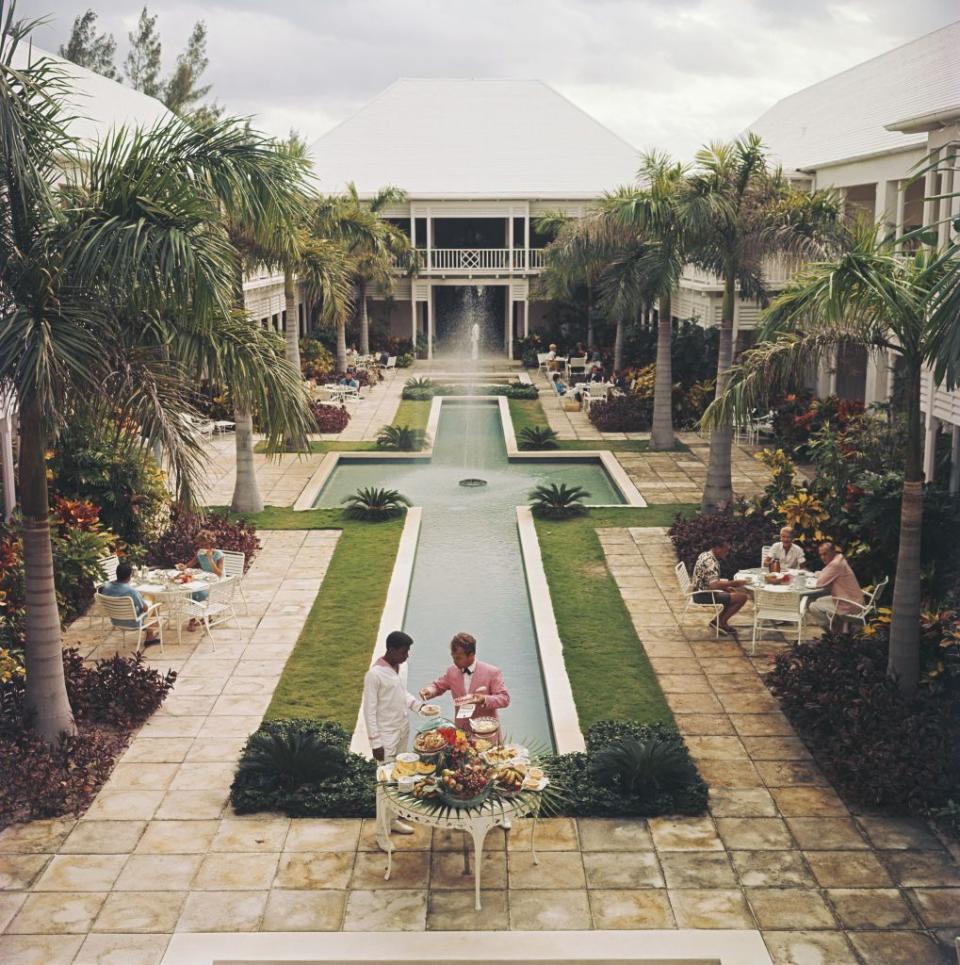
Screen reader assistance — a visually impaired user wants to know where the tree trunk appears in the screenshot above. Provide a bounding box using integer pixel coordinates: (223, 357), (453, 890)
(359, 279), (369, 356)
(230, 407), (263, 514)
(702, 269), (736, 512)
(283, 267), (301, 373)
(650, 293), (675, 451)
(613, 316), (625, 373)
(336, 316), (347, 374)
(20, 396), (76, 741)
(586, 283), (594, 350)
(887, 358), (923, 694)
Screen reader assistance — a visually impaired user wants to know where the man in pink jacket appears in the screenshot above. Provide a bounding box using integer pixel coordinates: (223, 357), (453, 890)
(419, 632), (510, 735)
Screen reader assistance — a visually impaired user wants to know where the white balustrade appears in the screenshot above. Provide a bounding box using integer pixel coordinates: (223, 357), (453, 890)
(392, 248), (545, 273)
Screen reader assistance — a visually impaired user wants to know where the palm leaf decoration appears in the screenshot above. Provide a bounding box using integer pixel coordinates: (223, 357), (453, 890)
(589, 736), (698, 799)
(404, 377), (435, 391)
(376, 423), (426, 451)
(342, 487), (411, 521)
(518, 425), (559, 450)
(236, 728), (349, 788)
(529, 482), (590, 518)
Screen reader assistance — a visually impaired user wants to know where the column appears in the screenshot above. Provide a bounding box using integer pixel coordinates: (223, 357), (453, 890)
(895, 180), (906, 240)
(938, 160), (954, 249)
(426, 286), (434, 361)
(863, 350), (890, 406)
(875, 180), (899, 238)
(950, 425), (960, 496)
(426, 212), (433, 273)
(923, 415), (941, 483)
(410, 298), (417, 347)
(504, 288), (511, 357)
(0, 411), (15, 521)
(816, 349), (836, 397)
(522, 298), (529, 339)
(923, 148), (939, 235)
(507, 214), (514, 272)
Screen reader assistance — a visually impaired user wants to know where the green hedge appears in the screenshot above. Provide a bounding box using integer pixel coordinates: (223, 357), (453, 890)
(402, 381), (538, 401)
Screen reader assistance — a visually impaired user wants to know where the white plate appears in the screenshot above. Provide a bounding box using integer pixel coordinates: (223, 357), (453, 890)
(522, 777), (549, 792)
(395, 752), (419, 764)
(503, 744), (529, 760)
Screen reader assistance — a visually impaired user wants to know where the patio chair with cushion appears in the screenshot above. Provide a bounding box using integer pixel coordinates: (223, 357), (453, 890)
(221, 550), (248, 614)
(676, 561), (725, 640)
(828, 576), (889, 631)
(182, 577), (238, 651)
(751, 588), (809, 653)
(97, 594), (164, 653)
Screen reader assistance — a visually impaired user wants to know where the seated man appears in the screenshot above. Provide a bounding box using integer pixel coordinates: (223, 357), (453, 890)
(98, 561), (161, 646)
(764, 526), (805, 571)
(691, 538), (749, 638)
(546, 343), (560, 372)
(550, 372), (569, 395)
(809, 542), (864, 627)
(339, 371), (360, 391)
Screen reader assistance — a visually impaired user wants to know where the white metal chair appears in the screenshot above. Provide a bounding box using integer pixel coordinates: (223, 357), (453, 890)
(676, 561), (725, 640)
(182, 577), (238, 651)
(566, 355), (588, 378)
(828, 576), (889, 631)
(92, 556), (120, 630)
(221, 550), (248, 613)
(97, 594), (164, 653)
(180, 412), (215, 437)
(751, 588), (809, 653)
(536, 352), (551, 377)
(760, 545), (773, 568)
(385, 356), (397, 370)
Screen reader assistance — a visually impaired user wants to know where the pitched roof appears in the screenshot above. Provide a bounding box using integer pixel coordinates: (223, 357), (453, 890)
(747, 20), (960, 171)
(310, 78), (640, 199)
(13, 45), (171, 143)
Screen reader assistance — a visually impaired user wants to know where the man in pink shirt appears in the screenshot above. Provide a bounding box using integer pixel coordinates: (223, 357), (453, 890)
(809, 542), (864, 627)
(419, 632), (510, 736)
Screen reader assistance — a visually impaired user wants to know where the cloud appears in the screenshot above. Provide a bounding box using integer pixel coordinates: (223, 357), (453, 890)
(29, 0), (958, 159)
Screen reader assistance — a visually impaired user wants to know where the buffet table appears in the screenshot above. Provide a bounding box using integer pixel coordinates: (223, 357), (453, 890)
(378, 782), (544, 911)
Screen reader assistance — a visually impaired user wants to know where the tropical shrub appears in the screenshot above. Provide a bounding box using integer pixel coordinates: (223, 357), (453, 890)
(396, 352), (415, 368)
(376, 424), (426, 451)
(342, 487), (410, 521)
(529, 483), (590, 519)
(518, 425), (559, 450)
(300, 338), (336, 382)
(588, 395), (652, 432)
(309, 401), (350, 434)
(504, 382), (539, 400)
(0, 649), (176, 826)
(230, 719), (376, 817)
(146, 509), (260, 573)
(669, 504), (772, 577)
(767, 632), (960, 814)
(771, 392), (864, 459)
(401, 380), (538, 401)
(515, 333), (542, 367)
(49, 420), (171, 550)
(544, 720), (708, 817)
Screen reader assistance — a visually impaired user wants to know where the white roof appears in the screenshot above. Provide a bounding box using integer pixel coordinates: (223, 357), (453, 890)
(310, 78), (640, 199)
(747, 20), (960, 171)
(13, 45), (170, 144)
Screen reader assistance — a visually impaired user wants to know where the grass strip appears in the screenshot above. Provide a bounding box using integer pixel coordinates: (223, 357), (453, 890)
(229, 506), (405, 723)
(534, 505), (696, 728)
(508, 398), (689, 453)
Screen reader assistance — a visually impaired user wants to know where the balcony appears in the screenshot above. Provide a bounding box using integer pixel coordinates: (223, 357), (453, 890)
(395, 248), (546, 274)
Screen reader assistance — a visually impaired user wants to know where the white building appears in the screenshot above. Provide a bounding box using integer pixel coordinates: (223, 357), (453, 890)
(734, 20), (960, 488)
(310, 78), (640, 358)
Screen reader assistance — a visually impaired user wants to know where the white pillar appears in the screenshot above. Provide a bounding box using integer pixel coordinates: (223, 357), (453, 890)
(0, 412), (15, 521)
(923, 149), (939, 234)
(508, 214), (514, 272)
(426, 286), (434, 361)
(504, 288), (511, 357)
(950, 425), (960, 495)
(426, 212), (433, 273)
(938, 162), (954, 249)
(863, 350), (890, 407)
(817, 349), (837, 397)
(923, 414), (940, 483)
(522, 298), (529, 339)
(875, 180), (898, 238)
(895, 180), (906, 240)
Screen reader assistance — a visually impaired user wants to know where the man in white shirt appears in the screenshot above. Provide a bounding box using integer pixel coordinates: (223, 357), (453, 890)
(363, 630), (422, 850)
(764, 526), (806, 571)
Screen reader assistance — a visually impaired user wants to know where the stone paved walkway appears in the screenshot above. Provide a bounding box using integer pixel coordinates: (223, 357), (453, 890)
(600, 525), (960, 964)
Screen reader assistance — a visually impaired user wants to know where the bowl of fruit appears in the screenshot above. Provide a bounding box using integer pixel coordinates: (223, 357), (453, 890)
(438, 762), (491, 809)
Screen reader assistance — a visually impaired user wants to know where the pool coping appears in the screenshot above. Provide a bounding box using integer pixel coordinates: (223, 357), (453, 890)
(161, 929), (773, 964)
(293, 395), (645, 511)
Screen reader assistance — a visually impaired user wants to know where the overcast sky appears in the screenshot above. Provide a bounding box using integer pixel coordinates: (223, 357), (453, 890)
(30, 0), (959, 159)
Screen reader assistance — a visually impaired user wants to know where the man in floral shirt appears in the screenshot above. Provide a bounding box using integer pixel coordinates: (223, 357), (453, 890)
(691, 538), (749, 638)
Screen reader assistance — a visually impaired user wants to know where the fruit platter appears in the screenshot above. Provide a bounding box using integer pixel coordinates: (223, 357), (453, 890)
(381, 725), (550, 812)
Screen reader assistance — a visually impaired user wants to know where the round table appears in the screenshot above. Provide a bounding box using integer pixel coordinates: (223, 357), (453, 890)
(379, 783), (545, 911)
(735, 567), (826, 599)
(132, 570), (226, 645)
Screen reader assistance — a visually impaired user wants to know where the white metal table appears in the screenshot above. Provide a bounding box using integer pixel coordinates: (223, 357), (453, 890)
(735, 567), (826, 599)
(133, 570), (228, 645)
(379, 783), (544, 911)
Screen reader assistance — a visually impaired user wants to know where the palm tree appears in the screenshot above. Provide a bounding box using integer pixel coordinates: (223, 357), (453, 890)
(0, 11), (305, 739)
(689, 135), (843, 511)
(600, 152), (714, 450)
(703, 220), (960, 694)
(311, 183), (411, 367)
(221, 137), (313, 513)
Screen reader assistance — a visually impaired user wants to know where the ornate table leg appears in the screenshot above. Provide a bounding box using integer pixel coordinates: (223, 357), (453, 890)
(376, 787), (395, 881)
(530, 802), (540, 866)
(462, 830), (471, 875)
(469, 820), (494, 911)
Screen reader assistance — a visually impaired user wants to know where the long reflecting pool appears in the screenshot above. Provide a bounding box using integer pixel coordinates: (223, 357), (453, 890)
(314, 401), (623, 747)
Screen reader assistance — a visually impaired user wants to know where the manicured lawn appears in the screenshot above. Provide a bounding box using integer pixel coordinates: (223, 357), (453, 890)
(256, 399), (431, 454)
(508, 398), (688, 453)
(230, 506), (406, 723)
(535, 505), (696, 729)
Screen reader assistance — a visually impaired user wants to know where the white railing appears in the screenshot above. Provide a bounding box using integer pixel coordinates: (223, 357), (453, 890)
(680, 256), (796, 290)
(394, 248), (545, 273)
